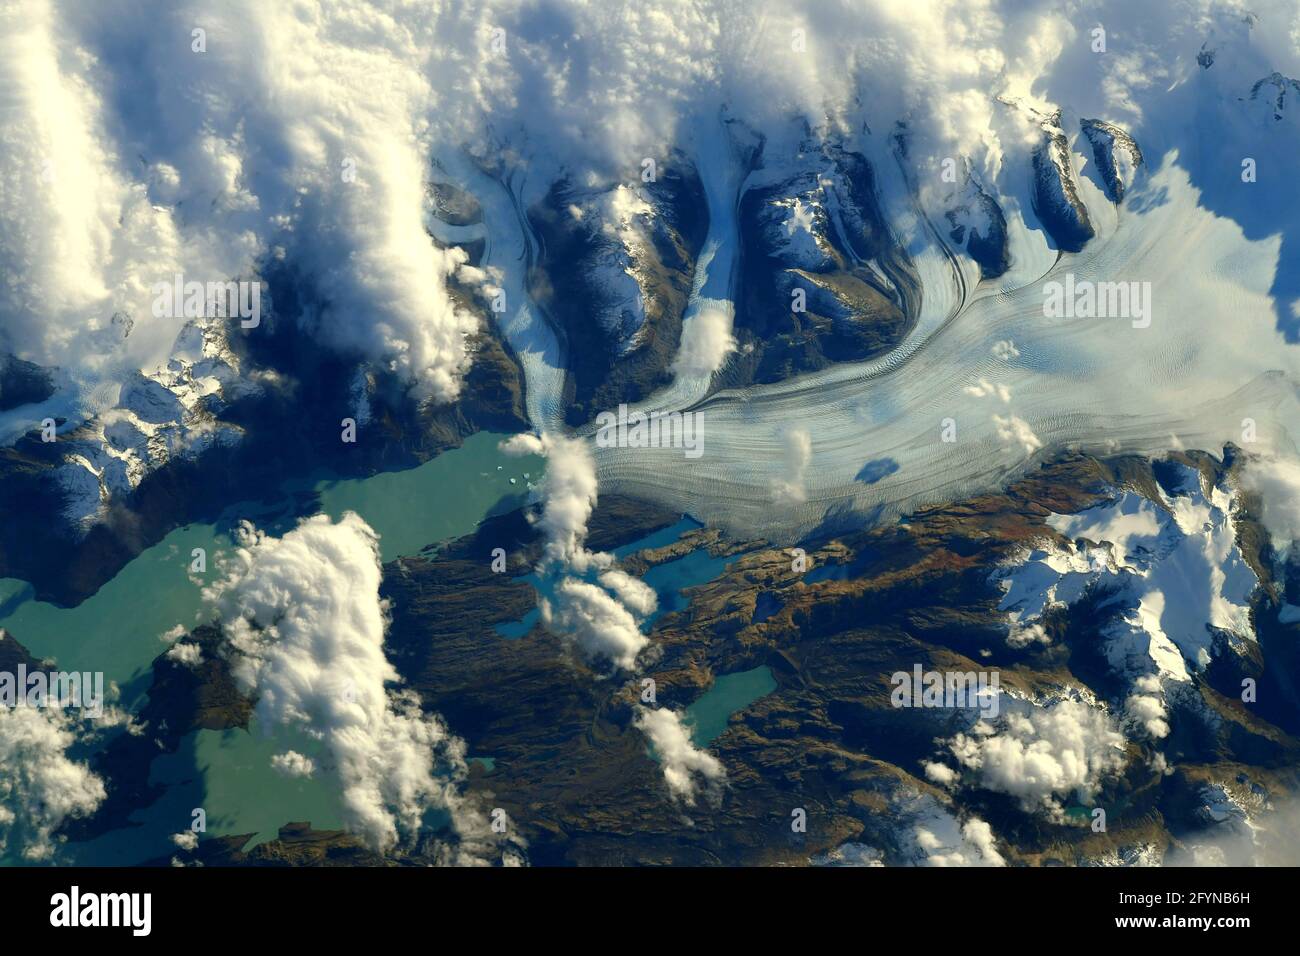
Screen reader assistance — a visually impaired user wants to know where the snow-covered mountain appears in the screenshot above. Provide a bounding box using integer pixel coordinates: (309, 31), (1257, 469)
(994, 461), (1261, 740)
(51, 319), (255, 532)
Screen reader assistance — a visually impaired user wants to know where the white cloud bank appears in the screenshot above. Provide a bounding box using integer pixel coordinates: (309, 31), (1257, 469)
(1, 0), (483, 411)
(634, 706), (726, 805)
(502, 432), (659, 670)
(12, 0), (1296, 407)
(1239, 455), (1300, 553)
(0, 705), (106, 862)
(935, 697), (1129, 817)
(770, 427), (812, 506)
(204, 511), (515, 862)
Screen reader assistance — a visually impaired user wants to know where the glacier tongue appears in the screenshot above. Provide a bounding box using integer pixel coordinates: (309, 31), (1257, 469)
(428, 150), (568, 433)
(591, 156), (1300, 542)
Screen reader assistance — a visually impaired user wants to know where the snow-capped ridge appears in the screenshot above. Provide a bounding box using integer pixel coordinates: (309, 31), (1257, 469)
(53, 319), (254, 533)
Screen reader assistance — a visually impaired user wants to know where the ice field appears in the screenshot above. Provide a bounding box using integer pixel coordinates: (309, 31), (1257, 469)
(592, 152), (1299, 539)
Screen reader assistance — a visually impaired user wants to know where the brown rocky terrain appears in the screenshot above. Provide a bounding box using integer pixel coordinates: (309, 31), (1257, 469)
(64, 450), (1300, 866)
(378, 450), (1300, 865)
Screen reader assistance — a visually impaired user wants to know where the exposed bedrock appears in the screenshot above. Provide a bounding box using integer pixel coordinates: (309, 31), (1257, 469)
(526, 154), (708, 427)
(726, 142), (916, 389)
(1031, 113), (1096, 253)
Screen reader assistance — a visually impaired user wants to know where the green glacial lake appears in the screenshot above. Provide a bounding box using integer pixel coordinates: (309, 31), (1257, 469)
(684, 666), (777, 746)
(0, 430), (541, 864)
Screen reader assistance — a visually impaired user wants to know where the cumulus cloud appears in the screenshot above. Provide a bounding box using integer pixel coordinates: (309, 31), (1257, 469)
(165, 641), (203, 668)
(503, 432), (659, 670)
(204, 511), (511, 861)
(992, 339), (1020, 361)
(994, 414), (1043, 456)
(0, 705), (106, 861)
(501, 432), (603, 570)
(1124, 674), (1170, 739)
(671, 304), (736, 377)
(915, 818), (1007, 867)
(634, 705), (726, 806)
(965, 378), (1011, 403)
(890, 790), (1007, 866)
(1006, 621), (1050, 649)
(542, 578), (650, 671)
(937, 698), (1128, 816)
(597, 569), (659, 618)
(924, 761), (959, 786)
(771, 427), (812, 506)
(270, 750), (316, 779)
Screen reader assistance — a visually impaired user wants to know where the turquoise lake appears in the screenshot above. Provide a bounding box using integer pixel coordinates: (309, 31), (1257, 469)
(492, 517), (776, 747)
(494, 517), (736, 638)
(684, 666), (777, 746)
(0, 430), (541, 864)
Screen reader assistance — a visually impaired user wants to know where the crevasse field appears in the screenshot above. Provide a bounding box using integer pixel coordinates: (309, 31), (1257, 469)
(435, 110), (1300, 540)
(413, 6), (1300, 542)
